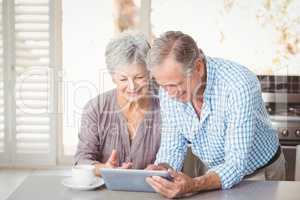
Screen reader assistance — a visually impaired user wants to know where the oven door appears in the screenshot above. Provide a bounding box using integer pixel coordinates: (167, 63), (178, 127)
(281, 145), (299, 181)
(296, 145), (300, 181)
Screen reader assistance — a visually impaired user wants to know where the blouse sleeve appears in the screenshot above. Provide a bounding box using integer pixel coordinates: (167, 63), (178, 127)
(74, 97), (102, 165)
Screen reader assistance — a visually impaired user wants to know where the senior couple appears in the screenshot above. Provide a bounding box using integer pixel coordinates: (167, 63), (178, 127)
(74, 31), (285, 198)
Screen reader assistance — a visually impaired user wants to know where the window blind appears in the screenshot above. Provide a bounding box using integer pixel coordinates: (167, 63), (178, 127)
(11, 0), (56, 166)
(0, 0), (4, 156)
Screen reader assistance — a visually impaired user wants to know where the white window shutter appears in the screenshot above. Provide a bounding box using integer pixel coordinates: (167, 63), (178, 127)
(0, 0), (5, 158)
(12, 0), (56, 166)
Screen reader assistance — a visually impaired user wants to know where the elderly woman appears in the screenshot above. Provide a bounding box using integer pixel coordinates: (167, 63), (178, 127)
(74, 32), (161, 175)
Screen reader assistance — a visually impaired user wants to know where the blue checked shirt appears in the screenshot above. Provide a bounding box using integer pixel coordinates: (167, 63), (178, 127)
(155, 56), (279, 189)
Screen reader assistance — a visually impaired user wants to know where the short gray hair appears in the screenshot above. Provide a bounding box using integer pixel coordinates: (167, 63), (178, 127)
(105, 31), (150, 74)
(147, 31), (205, 75)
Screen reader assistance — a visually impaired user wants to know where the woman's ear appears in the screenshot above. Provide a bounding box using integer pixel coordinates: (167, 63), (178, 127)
(111, 74), (117, 84)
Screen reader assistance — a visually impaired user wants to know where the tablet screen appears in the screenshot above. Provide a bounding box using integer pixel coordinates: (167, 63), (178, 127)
(100, 168), (171, 192)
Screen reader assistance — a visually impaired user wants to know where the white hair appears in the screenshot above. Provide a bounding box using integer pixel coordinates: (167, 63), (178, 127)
(105, 31), (150, 74)
(147, 31), (205, 75)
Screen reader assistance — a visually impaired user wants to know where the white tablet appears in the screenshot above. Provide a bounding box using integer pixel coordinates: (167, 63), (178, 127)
(100, 168), (171, 192)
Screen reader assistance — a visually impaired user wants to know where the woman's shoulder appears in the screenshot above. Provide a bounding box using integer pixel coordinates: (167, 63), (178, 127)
(83, 89), (117, 114)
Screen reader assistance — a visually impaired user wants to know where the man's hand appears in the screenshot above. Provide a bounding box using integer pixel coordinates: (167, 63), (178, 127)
(145, 163), (171, 171)
(146, 169), (197, 199)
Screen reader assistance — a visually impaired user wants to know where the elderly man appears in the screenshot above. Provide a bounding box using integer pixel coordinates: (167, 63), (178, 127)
(145, 31), (285, 198)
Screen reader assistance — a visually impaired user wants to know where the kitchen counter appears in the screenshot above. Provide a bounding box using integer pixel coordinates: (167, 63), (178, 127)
(6, 174), (300, 200)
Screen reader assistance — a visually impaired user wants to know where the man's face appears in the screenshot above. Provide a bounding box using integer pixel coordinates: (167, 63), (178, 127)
(152, 56), (203, 102)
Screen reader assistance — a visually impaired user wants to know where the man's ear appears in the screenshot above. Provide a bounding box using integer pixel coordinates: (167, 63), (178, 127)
(195, 58), (204, 73)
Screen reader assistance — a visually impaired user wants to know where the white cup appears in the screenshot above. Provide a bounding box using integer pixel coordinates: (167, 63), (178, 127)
(72, 165), (96, 186)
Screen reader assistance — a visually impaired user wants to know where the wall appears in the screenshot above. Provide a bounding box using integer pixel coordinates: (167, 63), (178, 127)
(151, 0), (300, 75)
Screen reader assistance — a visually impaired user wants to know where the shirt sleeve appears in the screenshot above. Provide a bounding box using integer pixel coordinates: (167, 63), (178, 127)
(154, 89), (188, 171)
(208, 79), (258, 189)
(74, 99), (102, 165)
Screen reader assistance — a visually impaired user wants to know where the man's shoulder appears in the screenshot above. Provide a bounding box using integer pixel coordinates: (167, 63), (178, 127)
(207, 57), (259, 89)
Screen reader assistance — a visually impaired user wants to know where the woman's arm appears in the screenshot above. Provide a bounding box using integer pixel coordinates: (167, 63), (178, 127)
(74, 99), (102, 166)
(92, 149), (133, 176)
(74, 98), (132, 176)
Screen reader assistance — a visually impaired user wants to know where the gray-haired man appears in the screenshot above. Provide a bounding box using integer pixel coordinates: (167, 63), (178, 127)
(145, 31), (285, 198)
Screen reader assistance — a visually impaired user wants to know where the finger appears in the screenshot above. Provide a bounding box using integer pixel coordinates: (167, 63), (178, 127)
(152, 176), (175, 190)
(146, 177), (174, 198)
(120, 162), (133, 169)
(145, 165), (152, 170)
(168, 169), (186, 182)
(181, 192), (197, 198)
(168, 168), (179, 178)
(127, 162), (133, 169)
(145, 164), (157, 170)
(108, 149), (118, 166)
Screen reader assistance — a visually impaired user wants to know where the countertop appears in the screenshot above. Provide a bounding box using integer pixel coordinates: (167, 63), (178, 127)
(6, 174), (300, 200)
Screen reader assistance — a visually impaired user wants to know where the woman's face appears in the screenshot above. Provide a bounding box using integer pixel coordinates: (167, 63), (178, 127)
(112, 63), (150, 102)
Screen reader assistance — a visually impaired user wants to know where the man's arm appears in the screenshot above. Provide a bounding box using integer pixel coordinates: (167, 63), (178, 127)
(146, 169), (221, 198)
(147, 79), (258, 198)
(192, 171), (221, 191)
(208, 80), (257, 189)
(151, 88), (188, 171)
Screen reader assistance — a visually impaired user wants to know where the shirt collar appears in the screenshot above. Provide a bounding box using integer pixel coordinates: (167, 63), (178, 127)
(183, 56), (215, 124)
(203, 56), (215, 102)
(200, 56), (216, 123)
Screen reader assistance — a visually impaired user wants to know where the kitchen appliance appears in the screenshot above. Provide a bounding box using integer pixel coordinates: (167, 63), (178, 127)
(258, 75), (300, 181)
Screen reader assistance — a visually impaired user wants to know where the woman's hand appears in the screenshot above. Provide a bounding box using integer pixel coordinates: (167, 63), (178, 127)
(105, 149), (118, 168)
(94, 149), (119, 176)
(119, 162), (133, 169)
(94, 149), (134, 176)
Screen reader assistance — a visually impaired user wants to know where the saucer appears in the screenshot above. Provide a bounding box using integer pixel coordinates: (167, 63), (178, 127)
(62, 177), (104, 190)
